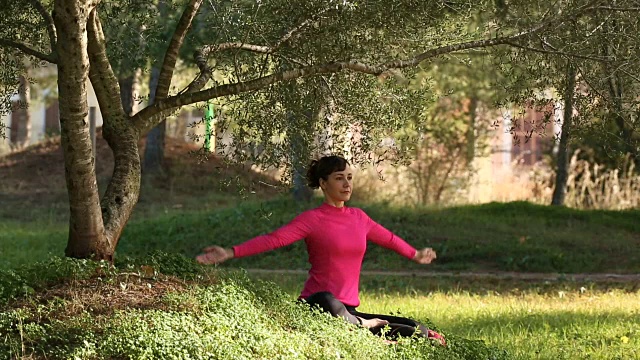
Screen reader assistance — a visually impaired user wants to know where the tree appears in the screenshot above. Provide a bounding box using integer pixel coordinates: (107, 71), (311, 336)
(142, 0), (170, 174)
(490, 3), (640, 205)
(14, 73), (32, 148)
(1, 0), (639, 261)
(587, 10), (640, 168)
(494, 2), (640, 168)
(551, 63), (576, 206)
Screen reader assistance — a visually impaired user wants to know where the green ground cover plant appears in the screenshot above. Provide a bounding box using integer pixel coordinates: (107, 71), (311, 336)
(0, 255), (509, 360)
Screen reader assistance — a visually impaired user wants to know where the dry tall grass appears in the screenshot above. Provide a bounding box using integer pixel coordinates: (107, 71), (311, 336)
(353, 151), (640, 210)
(553, 152), (640, 210)
(351, 163), (472, 207)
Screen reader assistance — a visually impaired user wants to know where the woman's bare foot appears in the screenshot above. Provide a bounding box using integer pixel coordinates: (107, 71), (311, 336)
(359, 317), (389, 328)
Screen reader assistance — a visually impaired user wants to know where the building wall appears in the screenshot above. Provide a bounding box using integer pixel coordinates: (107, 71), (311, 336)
(0, 72), (104, 155)
(467, 102), (562, 203)
(0, 112), (11, 154)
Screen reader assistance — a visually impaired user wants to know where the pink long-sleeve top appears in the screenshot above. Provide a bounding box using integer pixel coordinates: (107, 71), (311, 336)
(232, 203), (417, 307)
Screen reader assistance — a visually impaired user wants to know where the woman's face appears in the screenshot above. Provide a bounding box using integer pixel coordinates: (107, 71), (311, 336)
(320, 166), (353, 203)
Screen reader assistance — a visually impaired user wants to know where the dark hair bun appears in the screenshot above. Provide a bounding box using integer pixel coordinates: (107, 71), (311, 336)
(306, 156), (348, 189)
(306, 159), (321, 189)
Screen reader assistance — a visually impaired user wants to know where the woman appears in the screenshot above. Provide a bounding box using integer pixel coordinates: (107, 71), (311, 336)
(196, 155), (446, 345)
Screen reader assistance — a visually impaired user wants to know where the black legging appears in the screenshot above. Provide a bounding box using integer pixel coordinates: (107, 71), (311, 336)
(303, 291), (430, 339)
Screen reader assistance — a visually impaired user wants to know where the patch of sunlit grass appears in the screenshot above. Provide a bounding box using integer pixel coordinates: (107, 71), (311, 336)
(254, 273), (640, 360)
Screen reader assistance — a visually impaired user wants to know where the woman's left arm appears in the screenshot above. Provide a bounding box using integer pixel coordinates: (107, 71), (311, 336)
(363, 211), (436, 264)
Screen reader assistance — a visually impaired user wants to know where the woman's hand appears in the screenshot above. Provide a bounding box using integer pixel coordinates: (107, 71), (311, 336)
(196, 246), (234, 265)
(413, 247), (437, 264)
(359, 317), (389, 329)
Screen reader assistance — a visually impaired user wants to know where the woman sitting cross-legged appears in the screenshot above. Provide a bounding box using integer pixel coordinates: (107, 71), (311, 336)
(196, 155), (446, 346)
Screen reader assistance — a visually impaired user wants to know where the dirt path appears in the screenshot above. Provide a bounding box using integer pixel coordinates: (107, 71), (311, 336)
(244, 268), (640, 282)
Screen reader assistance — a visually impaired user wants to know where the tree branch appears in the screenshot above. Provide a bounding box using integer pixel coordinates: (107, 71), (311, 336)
(132, 61), (357, 133)
(256, 7), (332, 78)
(594, 6), (640, 11)
(179, 49), (212, 95)
(575, 65), (608, 101)
(383, 25), (557, 70)
(178, 45), (306, 96)
(620, 68), (640, 84)
(87, 10), (126, 121)
(133, 3), (603, 134)
(0, 38), (56, 63)
(88, 9), (142, 249)
(201, 6), (332, 60)
(199, 42), (307, 70)
(154, 0), (203, 101)
(202, 42), (272, 57)
(505, 41), (612, 62)
(384, 0), (604, 69)
(27, 0), (57, 51)
(273, 6), (332, 49)
(131, 33), (551, 133)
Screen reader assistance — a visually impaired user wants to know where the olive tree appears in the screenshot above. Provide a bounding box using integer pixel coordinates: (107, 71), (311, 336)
(1, 0), (635, 260)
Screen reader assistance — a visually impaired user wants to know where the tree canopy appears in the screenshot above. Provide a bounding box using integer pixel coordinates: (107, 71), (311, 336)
(1, 0), (639, 260)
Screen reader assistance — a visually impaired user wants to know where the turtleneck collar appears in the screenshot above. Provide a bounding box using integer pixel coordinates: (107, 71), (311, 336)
(320, 202), (348, 213)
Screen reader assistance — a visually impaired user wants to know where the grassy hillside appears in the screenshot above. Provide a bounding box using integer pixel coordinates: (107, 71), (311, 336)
(2, 198), (640, 273)
(0, 256), (508, 360)
(1, 255), (637, 360)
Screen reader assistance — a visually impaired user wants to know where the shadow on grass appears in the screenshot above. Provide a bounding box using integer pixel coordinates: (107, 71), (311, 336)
(3, 197), (640, 278)
(246, 272), (640, 298)
(358, 274), (640, 296)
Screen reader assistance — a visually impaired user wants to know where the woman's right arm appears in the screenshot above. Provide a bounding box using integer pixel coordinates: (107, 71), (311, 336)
(196, 212), (314, 265)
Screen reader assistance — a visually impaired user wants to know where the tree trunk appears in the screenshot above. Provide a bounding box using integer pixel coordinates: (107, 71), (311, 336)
(287, 82), (321, 203)
(86, 8), (142, 256)
(143, 0), (196, 174)
(118, 69), (140, 116)
(551, 63), (576, 206)
(289, 111), (313, 203)
(466, 95), (478, 164)
(142, 66), (166, 173)
(602, 19), (640, 168)
(16, 74), (31, 148)
(54, 0), (111, 260)
(292, 163), (312, 202)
